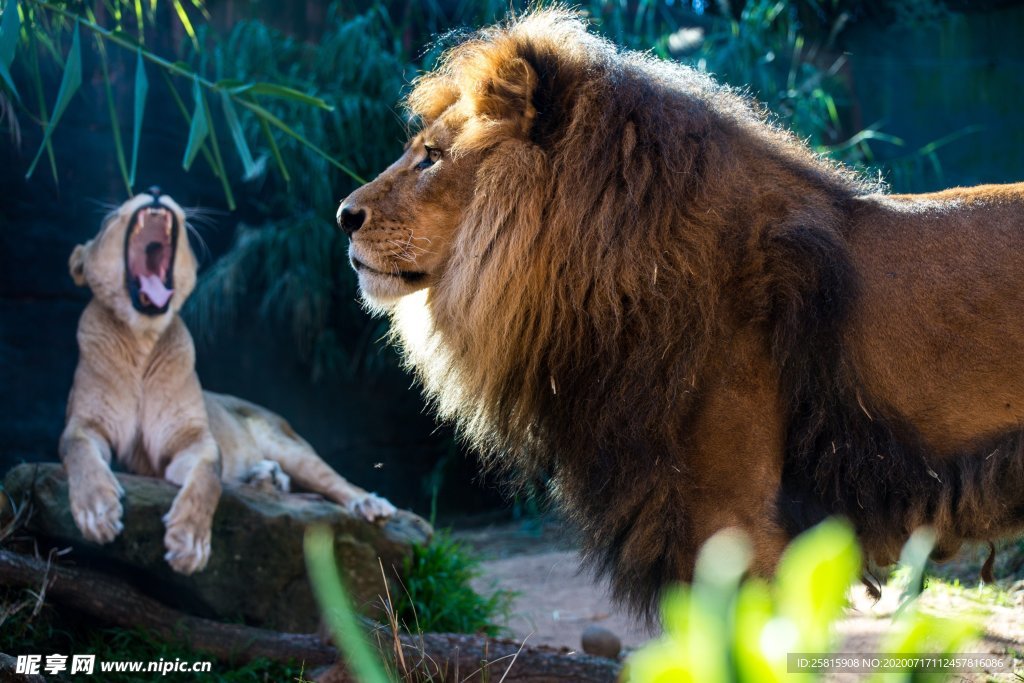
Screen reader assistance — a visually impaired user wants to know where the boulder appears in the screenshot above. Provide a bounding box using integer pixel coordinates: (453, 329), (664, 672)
(2, 463), (432, 633)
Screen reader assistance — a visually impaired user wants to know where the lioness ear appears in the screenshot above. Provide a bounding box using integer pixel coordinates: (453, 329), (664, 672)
(69, 244), (88, 287)
(475, 57), (537, 134)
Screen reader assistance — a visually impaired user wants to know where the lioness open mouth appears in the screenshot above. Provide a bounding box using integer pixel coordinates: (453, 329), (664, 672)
(125, 203), (178, 315)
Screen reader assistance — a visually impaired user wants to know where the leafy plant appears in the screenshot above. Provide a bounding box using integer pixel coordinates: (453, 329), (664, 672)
(0, 0), (349, 208)
(624, 519), (980, 683)
(393, 530), (514, 637)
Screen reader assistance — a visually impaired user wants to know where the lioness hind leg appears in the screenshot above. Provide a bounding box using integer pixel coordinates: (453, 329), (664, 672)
(276, 444), (396, 522)
(162, 436), (221, 575)
(249, 421), (395, 521)
(60, 423), (124, 544)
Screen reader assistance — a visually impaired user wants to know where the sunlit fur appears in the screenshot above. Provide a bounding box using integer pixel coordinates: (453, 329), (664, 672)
(346, 9), (1024, 617)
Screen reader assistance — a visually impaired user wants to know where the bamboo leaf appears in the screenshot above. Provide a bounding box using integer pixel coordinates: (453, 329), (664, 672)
(239, 99), (365, 184)
(0, 0), (19, 66)
(258, 114), (289, 184)
(0, 59), (15, 100)
(171, 0), (199, 50)
(201, 87), (236, 210)
(26, 22), (82, 179)
(96, 35), (130, 195)
(182, 76), (208, 171)
(0, 0), (20, 99)
(246, 82), (334, 111)
(162, 69), (233, 209)
(27, 26), (56, 182)
(130, 48), (147, 187)
(220, 91), (257, 180)
(133, 0), (143, 42)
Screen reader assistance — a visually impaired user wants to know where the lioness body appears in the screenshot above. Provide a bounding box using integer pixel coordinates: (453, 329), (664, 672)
(338, 10), (1024, 614)
(63, 192), (394, 574)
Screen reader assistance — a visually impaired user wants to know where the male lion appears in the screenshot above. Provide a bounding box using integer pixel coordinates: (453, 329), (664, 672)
(338, 10), (1024, 614)
(63, 189), (394, 574)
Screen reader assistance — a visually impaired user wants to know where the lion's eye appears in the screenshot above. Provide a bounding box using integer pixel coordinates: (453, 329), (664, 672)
(417, 145), (443, 170)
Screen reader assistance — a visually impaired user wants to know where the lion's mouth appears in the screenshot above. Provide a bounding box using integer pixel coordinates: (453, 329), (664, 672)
(350, 256), (427, 284)
(124, 204), (177, 315)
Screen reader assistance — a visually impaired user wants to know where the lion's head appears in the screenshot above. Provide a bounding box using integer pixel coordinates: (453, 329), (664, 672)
(70, 189), (195, 327)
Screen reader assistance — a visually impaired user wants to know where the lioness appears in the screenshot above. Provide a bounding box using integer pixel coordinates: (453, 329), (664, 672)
(338, 10), (1024, 614)
(62, 189), (395, 574)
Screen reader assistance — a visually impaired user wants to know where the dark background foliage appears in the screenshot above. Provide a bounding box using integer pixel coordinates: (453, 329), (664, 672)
(1, 0), (1023, 521)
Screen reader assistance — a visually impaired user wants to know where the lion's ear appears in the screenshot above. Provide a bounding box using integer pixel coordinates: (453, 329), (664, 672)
(474, 57), (537, 135)
(69, 243), (88, 287)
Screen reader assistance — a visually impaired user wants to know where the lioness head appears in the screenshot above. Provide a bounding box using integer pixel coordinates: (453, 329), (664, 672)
(338, 23), (555, 308)
(70, 189), (196, 325)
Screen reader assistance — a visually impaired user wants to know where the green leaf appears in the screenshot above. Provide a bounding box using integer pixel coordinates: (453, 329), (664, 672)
(0, 59), (16, 101)
(26, 22), (82, 179)
(201, 89), (236, 211)
(220, 92), (257, 180)
(181, 76), (208, 171)
(130, 48), (148, 187)
(239, 99), (365, 184)
(171, 0), (199, 50)
(162, 69), (233, 210)
(304, 526), (390, 683)
(776, 517), (861, 652)
(246, 82), (334, 111)
(133, 0), (144, 43)
(96, 35), (130, 196)
(892, 526), (936, 618)
(258, 114), (289, 183)
(0, 0), (19, 67)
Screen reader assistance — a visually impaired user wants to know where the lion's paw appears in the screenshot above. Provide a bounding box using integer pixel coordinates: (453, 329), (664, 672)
(69, 469), (125, 544)
(243, 459), (291, 494)
(162, 509), (212, 575)
(348, 493), (396, 522)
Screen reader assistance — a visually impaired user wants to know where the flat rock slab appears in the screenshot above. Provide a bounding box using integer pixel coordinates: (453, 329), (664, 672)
(3, 463), (431, 633)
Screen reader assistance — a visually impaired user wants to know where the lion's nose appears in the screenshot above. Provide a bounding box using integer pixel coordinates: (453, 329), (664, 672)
(338, 204), (368, 235)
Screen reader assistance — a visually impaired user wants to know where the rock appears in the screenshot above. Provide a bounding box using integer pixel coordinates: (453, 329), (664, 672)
(0, 653), (47, 683)
(3, 463), (432, 633)
(581, 624), (622, 660)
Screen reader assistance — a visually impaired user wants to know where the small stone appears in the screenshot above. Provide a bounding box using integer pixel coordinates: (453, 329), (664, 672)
(581, 624), (621, 659)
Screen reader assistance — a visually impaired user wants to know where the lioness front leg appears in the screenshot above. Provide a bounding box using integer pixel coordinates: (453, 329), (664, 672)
(60, 422), (124, 544)
(162, 436), (221, 574)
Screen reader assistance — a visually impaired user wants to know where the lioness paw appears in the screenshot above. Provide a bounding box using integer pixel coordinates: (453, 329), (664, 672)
(162, 513), (211, 575)
(349, 493), (396, 522)
(243, 459), (291, 494)
(69, 471), (125, 544)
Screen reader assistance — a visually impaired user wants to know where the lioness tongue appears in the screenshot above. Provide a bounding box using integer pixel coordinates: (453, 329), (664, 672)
(139, 274), (174, 308)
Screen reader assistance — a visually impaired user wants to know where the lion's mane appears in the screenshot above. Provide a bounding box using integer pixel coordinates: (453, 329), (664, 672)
(392, 10), (1024, 614)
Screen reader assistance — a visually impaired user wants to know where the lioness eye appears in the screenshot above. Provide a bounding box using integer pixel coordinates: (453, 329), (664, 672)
(417, 145), (442, 170)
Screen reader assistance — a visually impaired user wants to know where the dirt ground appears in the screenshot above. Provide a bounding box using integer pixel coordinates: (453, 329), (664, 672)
(456, 520), (1024, 680)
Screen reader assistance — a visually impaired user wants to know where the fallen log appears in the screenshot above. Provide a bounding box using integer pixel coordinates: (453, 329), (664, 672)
(0, 549), (622, 682)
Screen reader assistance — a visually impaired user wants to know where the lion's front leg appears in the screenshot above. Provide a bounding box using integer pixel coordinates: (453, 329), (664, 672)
(60, 422), (124, 544)
(161, 436), (221, 575)
(684, 330), (792, 576)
